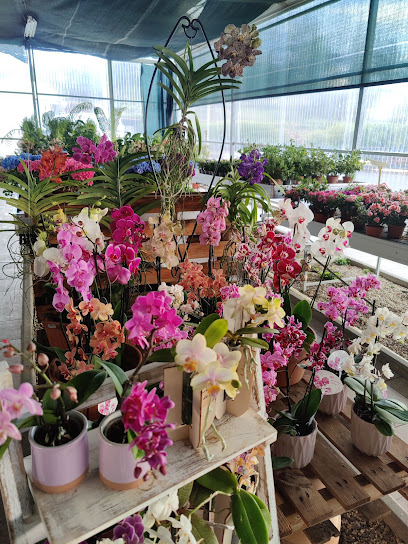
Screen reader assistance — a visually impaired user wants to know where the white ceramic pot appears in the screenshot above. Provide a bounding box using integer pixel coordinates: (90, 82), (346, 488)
(317, 371), (348, 416)
(273, 420), (318, 469)
(351, 407), (393, 456)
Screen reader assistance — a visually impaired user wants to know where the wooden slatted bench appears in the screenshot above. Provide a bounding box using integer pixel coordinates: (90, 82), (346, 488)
(270, 379), (408, 544)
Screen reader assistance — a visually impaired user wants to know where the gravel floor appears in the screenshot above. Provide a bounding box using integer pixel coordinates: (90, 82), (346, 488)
(339, 510), (404, 544)
(296, 261), (408, 360)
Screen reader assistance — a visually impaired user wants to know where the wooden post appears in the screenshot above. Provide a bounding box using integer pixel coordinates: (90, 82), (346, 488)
(0, 361), (46, 543)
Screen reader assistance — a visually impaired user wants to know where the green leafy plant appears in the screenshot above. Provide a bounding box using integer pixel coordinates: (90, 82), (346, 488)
(282, 140), (308, 181)
(210, 166), (271, 231)
(326, 151), (342, 176)
(303, 145), (329, 178)
(337, 150), (363, 178)
(344, 376), (408, 436)
(273, 388), (322, 437)
(262, 144), (285, 181)
(76, 152), (157, 220)
(334, 257), (350, 265)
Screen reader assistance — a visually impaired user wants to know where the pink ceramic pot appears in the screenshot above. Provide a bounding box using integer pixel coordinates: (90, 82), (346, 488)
(29, 410), (89, 493)
(273, 420), (318, 469)
(351, 407), (392, 456)
(99, 411), (145, 490)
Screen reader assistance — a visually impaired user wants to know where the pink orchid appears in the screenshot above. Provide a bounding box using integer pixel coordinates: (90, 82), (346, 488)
(0, 383), (42, 419)
(0, 411), (22, 445)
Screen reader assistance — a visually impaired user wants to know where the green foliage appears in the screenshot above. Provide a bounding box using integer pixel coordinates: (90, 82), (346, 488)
(204, 319), (229, 348)
(197, 467), (238, 494)
(334, 257), (350, 265)
(42, 370), (107, 413)
(337, 150), (363, 177)
(191, 513), (218, 544)
(197, 159), (235, 177)
(154, 43), (239, 155)
(178, 482), (194, 508)
(272, 456), (293, 469)
(231, 489), (269, 544)
(345, 377), (408, 435)
(76, 152), (157, 218)
(92, 358), (128, 396)
(211, 166), (271, 230)
(194, 313), (221, 337)
(273, 388), (322, 436)
(0, 163), (78, 230)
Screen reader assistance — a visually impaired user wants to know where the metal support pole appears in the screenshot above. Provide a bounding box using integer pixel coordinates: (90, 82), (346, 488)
(107, 60), (116, 139)
(21, 252), (35, 384)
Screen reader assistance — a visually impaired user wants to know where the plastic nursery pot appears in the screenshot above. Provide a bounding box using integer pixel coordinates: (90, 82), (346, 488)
(99, 410), (149, 490)
(351, 406), (392, 456)
(29, 410), (89, 493)
(273, 420), (318, 469)
(365, 225), (384, 238)
(121, 342), (143, 372)
(327, 175), (339, 184)
(387, 224), (406, 239)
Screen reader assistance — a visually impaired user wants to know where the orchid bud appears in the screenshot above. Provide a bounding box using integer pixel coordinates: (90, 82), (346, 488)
(27, 342), (36, 353)
(37, 353), (49, 366)
(3, 348), (15, 358)
(9, 364), (24, 374)
(65, 386), (78, 403)
(50, 386), (61, 400)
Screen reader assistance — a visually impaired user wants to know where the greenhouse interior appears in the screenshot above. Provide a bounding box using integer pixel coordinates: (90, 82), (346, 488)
(1, 1), (408, 543)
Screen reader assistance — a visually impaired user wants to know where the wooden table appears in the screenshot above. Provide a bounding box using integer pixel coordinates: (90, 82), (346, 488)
(270, 383), (408, 544)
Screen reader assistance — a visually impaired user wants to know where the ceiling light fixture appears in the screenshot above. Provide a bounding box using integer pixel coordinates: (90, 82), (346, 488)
(24, 16), (37, 38)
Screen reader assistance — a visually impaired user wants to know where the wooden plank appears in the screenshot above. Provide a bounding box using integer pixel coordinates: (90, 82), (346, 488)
(358, 499), (391, 522)
(24, 408), (276, 544)
(303, 520), (340, 544)
(309, 434), (371, 510)
(274, 470), (334, 527)
(386, 436), (408, 473)
(315, 412), (406, 495)
(277, 506), (293, 537)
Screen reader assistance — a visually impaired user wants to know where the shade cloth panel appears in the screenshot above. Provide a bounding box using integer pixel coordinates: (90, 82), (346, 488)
(0, 0), (276, 61)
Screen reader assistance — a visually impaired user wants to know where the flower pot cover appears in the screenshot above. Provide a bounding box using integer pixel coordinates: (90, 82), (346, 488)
(365, 225), (384, 238)
(351, 407), (392, 456)
(29, 410), (89, 493)
(387, 224), (405, 239)
(273, 420), (318, 469)
(319, 384), (348, 416)
(99, 411), (148, 490)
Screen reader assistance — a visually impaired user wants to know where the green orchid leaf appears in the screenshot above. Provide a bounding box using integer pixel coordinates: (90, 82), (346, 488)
(189, 482), (214, 508)
(197, 467), (238, 494)
(231, 489), (269, 544)
(148, 348), (176, 363)
(204, 318), (229, 348)
(373, 416), (394, 436)
(194, 313), (221, 337)
(272, 456), (294, 469)
(250, 492), (272, 532)
(191, 513), (218, 544)
(92, 358), (128, 397)
(235, 327), (276, 335)
(178, 481), (194, 508)
(239, 337), (269, 349)
(293, 300), (312, 327)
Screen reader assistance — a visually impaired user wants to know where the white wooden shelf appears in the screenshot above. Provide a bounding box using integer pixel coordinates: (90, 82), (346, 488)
(23, 408), (277, 544)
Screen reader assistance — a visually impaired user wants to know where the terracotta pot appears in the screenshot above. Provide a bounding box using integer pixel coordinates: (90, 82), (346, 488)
(312, 175), (322, 182)
(274, 178), (283, 185)
(121, 342), (143, 371)
(387, 224), (406, 239)
(319, 384), (348, 416)
(29, 411), (89, 493)
(42, 320), (68, 349)
(99, 411), (149, 490)
(365, 225), (384, 238)
(327, 175), (339, 184)
(313, 212), (329, 223)
(274, 420), (318, 469)
(342, 176), (352, 184)
(351, 407), (392, 456)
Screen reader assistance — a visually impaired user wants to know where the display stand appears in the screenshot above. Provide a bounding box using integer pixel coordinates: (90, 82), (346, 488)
(0, 349), (279, 544)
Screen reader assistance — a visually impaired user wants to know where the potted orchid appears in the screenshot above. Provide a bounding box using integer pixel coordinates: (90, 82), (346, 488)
(342, 307), (408, 455)
(0, 341), (105, 493)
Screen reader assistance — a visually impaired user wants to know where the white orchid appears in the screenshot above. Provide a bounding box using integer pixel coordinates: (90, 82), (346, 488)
(72, 209), (105, 252)
(213, 342), (241, 369)
(381, 363), (394, 379)
(143, 490), (179, 529)
(175, 334), (217, 373)
(311, 217), (354, 258)
(145, 526), (175, 544)
(170, 514), (198, 544)
(190, 361), (239, 398)
(33, 238), (46, 256)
